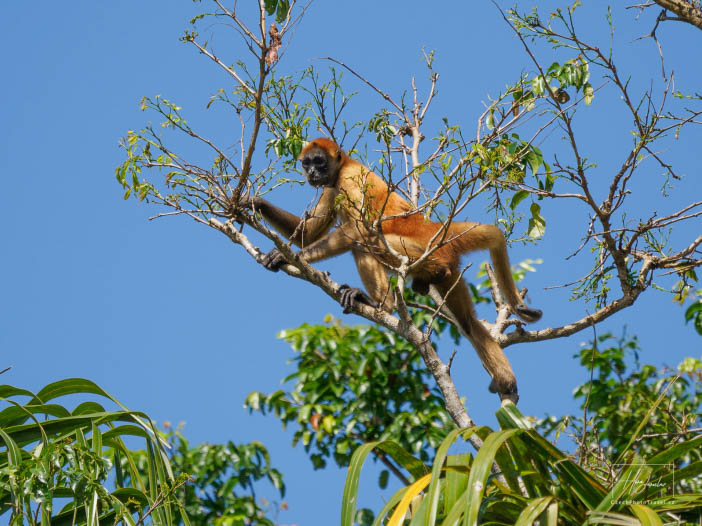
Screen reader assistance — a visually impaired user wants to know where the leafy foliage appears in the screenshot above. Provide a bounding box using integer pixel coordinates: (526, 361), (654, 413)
(0, 379), (184, 526)
(245, 312), (454, 475)
(537, 332), (702, 492)
(124, 425), (285, 526)
(0, 380), (285, 526)
(342, 405), (702, 526)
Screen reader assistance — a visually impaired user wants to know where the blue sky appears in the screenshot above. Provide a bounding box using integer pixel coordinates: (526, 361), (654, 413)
(1, 2), (701, 524)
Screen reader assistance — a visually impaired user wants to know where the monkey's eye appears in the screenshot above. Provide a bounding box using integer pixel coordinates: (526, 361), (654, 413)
(301, 159), (311, 168)
(312, 156), (326, 166)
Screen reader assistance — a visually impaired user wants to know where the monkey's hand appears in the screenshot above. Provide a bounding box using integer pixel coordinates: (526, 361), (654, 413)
(236, 195), (262, 213)
(489, 378), (519, 405)
(514, 304), (542, 323)
(261, 248), (287, 272)
(242, 195), (263, 208)
(230, 195), (260, 224)
(338, 284), (378, 314)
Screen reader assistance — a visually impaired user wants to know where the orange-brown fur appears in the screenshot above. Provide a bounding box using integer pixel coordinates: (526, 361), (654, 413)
(246, 138), (542, 402)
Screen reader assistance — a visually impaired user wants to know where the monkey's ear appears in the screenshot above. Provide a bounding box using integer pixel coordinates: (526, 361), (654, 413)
(335, 149), (342, 161)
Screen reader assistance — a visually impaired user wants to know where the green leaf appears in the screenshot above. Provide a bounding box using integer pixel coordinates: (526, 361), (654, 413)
(629, 504), (663, 526)
(543, 172), (555, 192)
(322, 415), (335, 434)
(6, 412), (127, 446)
(486, 110), (495, 130)
(648, 434), (702, 466)
(595, 458), (651, 512)
(0, 427), (22, 468)
(264, 0), (277, 15)
(587, 511), (640, 525)
(424, 428), (478, 526)
(526, 149), (542, 175)
(464, 429), (521, 526)
(527, 202), (546, 238)
(91, 421), (102, 456)
(0, 385), (36, 399)
(379, 469), (389, 489)
(376, 441), (429, 480)
(546, 502), (559, 526)
(246, 391), (262, 411)
(72, 401), (107, 415)
(531, 75), (546, 95)
(342, 441), (426, 526)
(684, 301), (702, 322)
(442, 487), (469, 526)
(499, 405), (607, 509)
(342, 442), (383, 526)
(443, 454), (471, 517)
(0, 379), (187, 525)
(496, 402), (532, 430)
(515, 496), (553, 526)
(614, 378), (680, 465)
(276, 0), (290, 23)
(509, 190), (530, 210)
(102, 424), (155, 442)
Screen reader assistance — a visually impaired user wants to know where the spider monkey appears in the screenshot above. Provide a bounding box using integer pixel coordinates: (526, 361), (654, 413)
(239, 138), (541, 402)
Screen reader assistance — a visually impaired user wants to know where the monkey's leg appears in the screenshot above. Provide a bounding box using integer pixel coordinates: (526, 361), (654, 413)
(435, 277), (519, 403)
(456, 223), (542, 323)
(302, 228), (383, 313)
(352, 249), (394, 313)
(383, 232), (451, 297)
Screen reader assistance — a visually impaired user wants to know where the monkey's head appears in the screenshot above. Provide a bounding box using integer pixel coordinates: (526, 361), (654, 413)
(298, 138), (346, 188)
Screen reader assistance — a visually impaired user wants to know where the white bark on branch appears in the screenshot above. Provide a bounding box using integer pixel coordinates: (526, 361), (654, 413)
(653, 0), (702, 30)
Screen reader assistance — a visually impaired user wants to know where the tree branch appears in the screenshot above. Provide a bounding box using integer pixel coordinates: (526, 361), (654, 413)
(209, 217), (484, 449)
(652, 0), (702, 30)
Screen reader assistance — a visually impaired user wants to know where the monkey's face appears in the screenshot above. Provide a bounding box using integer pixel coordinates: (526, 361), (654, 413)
(300, 147), (339, 188)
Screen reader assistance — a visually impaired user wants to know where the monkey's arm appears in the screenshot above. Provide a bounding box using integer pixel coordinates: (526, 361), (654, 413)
(261, 222), (381, 313)
(258, 217), (358, 271)
(296, 221), (358, 262)
(243, 187), (338, 247)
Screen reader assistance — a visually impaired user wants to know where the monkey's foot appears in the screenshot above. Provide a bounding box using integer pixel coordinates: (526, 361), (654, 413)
(514, 304), (542, 323)
(262, 248), (287, 272)
(338, 285), (378, 314)
(488, 378), (519, 405)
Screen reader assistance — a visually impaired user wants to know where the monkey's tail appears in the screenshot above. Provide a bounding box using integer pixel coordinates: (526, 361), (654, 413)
(443, 221), (495, 255)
